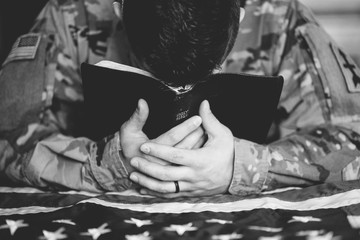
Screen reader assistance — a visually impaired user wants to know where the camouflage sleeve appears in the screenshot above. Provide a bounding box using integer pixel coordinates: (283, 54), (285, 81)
(228, 0), (360, 195)
(0, 131), (133, 192)
(229, 125), (360, 195)
(0, 0), (133, 192)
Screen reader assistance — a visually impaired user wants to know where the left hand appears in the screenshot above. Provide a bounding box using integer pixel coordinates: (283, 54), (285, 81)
(120, 99), (205, 166)
(129, 100), (235, 198)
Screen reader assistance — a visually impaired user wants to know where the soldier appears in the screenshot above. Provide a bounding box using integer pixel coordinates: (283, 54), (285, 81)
(0, 0), (359, 197)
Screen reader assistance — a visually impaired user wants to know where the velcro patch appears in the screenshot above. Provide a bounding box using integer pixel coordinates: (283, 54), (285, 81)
(331, 43), (360, 93)
(2, 33), (41, 66)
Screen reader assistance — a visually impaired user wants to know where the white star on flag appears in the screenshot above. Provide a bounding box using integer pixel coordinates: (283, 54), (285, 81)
(41, 227), (67, 240)
(248, 226), (283, 233)
(0, 219), (29, 235)
(288, 216), (321, 223)
(347, 215), (360, 229)
(296, 230), (326, 237)
(212, 232), (243, 240)
(80, 223), (111, 240)
(52, 219), (76, 225)
(206, 219), (233, 225)
(125, 231), (152, 240)
(164, 223), (198, 236)
(124, 218), (153, 227)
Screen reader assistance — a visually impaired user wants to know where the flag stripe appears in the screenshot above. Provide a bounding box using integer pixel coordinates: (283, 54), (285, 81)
(0, 206), (66, 216)
(77, 188), (360, 213)
(1, 188), (360, 216)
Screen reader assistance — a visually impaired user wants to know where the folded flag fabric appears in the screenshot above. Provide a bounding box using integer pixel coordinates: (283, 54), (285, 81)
(0, 180), (359, 240)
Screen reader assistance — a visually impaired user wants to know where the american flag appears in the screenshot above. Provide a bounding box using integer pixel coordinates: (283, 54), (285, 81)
(2, 34), (41, 66)
(0, 180), (359, 239)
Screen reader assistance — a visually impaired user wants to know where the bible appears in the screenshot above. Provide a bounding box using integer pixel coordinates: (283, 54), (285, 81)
(81, 62), (284, 143)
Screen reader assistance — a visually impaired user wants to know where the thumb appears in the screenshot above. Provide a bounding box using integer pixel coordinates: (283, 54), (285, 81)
(199, 100), (224, 138)
(122, 99), (149, 132)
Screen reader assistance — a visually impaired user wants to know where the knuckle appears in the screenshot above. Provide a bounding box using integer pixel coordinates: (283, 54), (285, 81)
(170, 151), (183, 161)
(157, 184), (169, 193)
(219, 126), (232, 138)
(187, 170), (197, 181)
(136, 177), (148, 189)
(187, 119), (198, 130)
(191, 159), (202, 168)
(159, 171), (172, 181)
(155, 172), (166, 181)
(139, 179), (158, 193)
(136, 160), (149, 172)
(141, 179), (166, 194)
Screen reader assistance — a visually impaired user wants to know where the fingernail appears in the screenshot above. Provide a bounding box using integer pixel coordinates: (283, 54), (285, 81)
(193, 116), (202, 126)
(130, 159), (139, 168)
(140, 144), (150, 154)
(140, 189), (147, 195)
(130, 174), (138, 182)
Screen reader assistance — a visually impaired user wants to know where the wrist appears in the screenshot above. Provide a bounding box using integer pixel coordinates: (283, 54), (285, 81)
(228, 138), (270, 196)
(88, 131), (134, 192)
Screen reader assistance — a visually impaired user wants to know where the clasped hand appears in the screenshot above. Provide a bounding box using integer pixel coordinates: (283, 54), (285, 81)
(120, 99), (234, 198)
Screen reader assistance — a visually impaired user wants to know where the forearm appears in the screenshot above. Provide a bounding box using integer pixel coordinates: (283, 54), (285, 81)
(0, 132), (133, 193)
(229, 124), (360, 195)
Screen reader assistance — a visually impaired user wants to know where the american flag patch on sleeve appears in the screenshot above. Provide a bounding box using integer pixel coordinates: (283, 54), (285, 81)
(2, 33), (41, 66)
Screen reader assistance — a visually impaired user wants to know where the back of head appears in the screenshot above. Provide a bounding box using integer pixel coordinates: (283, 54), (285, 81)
(123, 0), (241, 87)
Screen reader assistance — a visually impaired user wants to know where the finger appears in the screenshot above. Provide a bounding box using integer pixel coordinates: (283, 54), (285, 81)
(120, 99), (149, 133)
(129, 172), (192, 194)
(175, 126), (205, 149)
(143, 116), (202, 164)
(199, 100), (227, 138)
(192, 133), (207, 149)
(142, 154), (169, 166)
(153, 115), (202, 146)
(130, 157), (193, 181)
(140, 142), (195, 166)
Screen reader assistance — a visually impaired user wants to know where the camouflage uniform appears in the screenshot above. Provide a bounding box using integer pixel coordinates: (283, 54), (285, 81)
(0, 0), (359, 195)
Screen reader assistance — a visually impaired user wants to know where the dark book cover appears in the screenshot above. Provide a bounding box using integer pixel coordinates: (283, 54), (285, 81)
(81, 62), (284, 143)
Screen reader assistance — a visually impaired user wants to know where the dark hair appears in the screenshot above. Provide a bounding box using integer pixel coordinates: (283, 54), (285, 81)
(123, 0), (241, 87)
(240, 0), (246, 8)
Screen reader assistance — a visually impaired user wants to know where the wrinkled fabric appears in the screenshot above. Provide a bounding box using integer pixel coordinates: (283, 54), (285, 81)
(226, 0), (360, 195)
(0, 0), (359, 195)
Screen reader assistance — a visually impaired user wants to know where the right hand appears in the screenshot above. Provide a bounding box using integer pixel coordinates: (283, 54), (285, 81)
(128, 100), (235, 198)
(120, 99), (206, 166)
